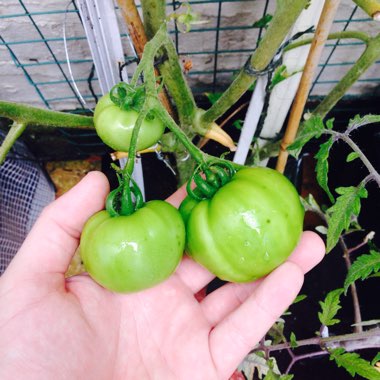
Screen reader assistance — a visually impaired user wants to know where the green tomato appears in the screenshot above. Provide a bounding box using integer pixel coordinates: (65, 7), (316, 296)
(180, 167), (304, 282)
(80, 200), (185, 292)
(93, 94), (165, 152)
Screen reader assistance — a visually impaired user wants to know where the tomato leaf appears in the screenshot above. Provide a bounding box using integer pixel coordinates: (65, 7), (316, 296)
(204, 92), (223, 105)
(318, 288), (344, 326)
(326, 185), (368, 253)
(315, 137), (335, 203)
(344, 250), (380, 294)
(288, 115), (325, 156)
(329, 348), (380, 380)
(253, 14), (273, 28)
(269, 65), (287, 91)
(289, 332), (298, 348)
(293, 294), (307, 304)
(346, 152), (360, 162)
(371, 352), (380, 367)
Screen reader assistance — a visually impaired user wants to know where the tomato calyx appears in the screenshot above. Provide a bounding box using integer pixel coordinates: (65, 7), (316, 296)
(106, 167), (144, 217)
(187, 161), (236, 201)
(109, 82), (146, 114)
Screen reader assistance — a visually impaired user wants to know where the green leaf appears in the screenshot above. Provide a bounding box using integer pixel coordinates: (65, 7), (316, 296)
(253, 14), (273, 28)
(330, 348), (380, 379)
(347, 114), (380, 134)
(371, 352), (380, 366)
(293, 294), (307, 304)
(269, 65), (287, 91)
(326, 185), (368, 253)
(346, 152), (360, 162)
(268, 322), (285, 345)
(290, 332), (298, 348)
(344, 250), (380, 293)
(318, 288), (344, 326)
(233, 119), (244, 130)
(204, 92), (223, 105)
(315, 137), (335, 203)
(288, 115), (325, 156)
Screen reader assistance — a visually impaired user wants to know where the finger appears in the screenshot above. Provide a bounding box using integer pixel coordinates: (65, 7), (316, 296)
(166, 183), (188, 208)
(287, 231), (325, 273)
(200, 231), (325, 325)
(209, 261), (304, 377)
(175, 255), (215, 293)
(3, 171), (109, 282)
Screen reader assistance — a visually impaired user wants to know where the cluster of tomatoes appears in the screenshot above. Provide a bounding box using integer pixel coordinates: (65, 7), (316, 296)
(79, 92), (304, 293)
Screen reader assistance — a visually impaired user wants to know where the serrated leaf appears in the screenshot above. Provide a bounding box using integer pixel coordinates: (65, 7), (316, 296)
(347, 114), (380, 134)
(371, 352), (380, 366)
(293, 294), (307, 304)
(346, 152), (360, 162)
(330, 348), (380, 379)
(315, 137), (335, 203)
(240, 353), (280, 379)
(288, 116), (325, 156)
(269, 65), (287, 91)
(263, 370), (294, 380)
(268, 322), (285, 345)
(325, 118), (335, 130)
(290, 332), (298, 348)
(326, 185), (368, 253)
(318, 288), (344, 326)
(253, 14), (273, 28)
(301, 193), (322, 214)
(344, 250), (380, 293)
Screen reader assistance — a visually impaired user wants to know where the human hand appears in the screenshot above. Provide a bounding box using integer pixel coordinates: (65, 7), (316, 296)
(0, 172), (325, 380)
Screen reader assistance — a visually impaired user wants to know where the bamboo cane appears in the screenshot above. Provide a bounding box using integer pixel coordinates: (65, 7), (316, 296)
(276, 0), (341, 173)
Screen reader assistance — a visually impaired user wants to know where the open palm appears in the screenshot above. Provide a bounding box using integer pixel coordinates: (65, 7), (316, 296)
(0, 172), (324, 380)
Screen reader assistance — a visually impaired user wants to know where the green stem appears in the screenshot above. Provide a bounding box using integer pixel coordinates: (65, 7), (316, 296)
(0, 122), (27, 164)
(353, 0), (380, 18)
(153, 101), (206, 167)
(0, 100), (93, 129)
(140, 0), (196, 128)
(285, 30), (371, 51)
(200, 0), (309, 127)
(313, 33), (380, 118)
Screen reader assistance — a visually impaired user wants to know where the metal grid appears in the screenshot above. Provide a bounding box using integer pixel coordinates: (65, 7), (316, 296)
(0, 0), (379, 112)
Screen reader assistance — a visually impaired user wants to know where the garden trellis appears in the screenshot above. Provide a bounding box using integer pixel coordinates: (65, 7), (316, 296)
(1, 0), (379, 111)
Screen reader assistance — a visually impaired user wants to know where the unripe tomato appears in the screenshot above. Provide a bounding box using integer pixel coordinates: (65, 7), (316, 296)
(80, 200), (185, 292)
(94, 94), (165, 152)
(180, 167), (304, 282)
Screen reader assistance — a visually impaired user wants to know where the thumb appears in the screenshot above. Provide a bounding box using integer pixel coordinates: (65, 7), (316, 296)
(2, 171), (109, 284)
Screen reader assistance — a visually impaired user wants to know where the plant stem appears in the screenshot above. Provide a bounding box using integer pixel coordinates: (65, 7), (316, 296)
(276, 0), (341, 173)
(140, 0), (196, 128)
(0, 122), (27, 164)
(353, 0), (380, 18)
(116, 0), (174, 116)
(200, 0), (309, 127)
(324, 129), (380, 187)
(338, 236), (363, 333)
(0, 100), (93, 129)
(285, 30), (371, 51)
(258, 328), (380, 353)
(285, 351), (328, 374)
(313, 33), (380, 118)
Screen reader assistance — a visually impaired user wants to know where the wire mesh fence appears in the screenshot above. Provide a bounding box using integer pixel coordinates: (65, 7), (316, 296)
(1, 0), (379, 112)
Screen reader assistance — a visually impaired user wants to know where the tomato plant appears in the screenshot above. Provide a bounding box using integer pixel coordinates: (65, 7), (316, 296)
(180, 167), (304, 282)
(80, 200), (185, 292)
(94, 93), (165, 152)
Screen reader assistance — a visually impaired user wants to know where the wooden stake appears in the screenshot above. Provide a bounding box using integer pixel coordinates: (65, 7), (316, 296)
(276, 0), (341, 173)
